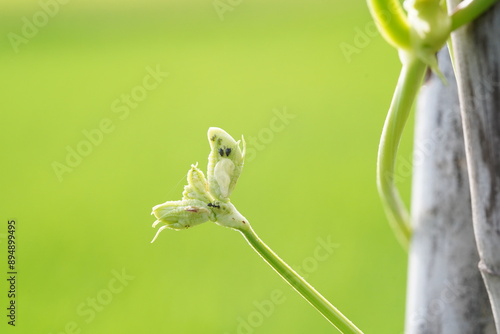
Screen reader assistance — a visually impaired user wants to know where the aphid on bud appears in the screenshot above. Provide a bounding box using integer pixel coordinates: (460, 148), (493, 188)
(150, 127), (248, 242)
(207, 127), (245, 201)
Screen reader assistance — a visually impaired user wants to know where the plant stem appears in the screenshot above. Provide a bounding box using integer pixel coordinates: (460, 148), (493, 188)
(366, 0), (411, 50)
(376, 53), (427, 249)
(238, 224), (364, 334)
(450, 0), (498, 31)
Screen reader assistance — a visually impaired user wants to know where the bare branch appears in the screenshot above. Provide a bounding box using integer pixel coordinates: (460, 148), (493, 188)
(448, 0), (500, 330)
(405, 49), (495, 333)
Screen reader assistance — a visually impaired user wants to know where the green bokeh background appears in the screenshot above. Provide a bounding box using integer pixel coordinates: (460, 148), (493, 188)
(0, 0), (414, 333)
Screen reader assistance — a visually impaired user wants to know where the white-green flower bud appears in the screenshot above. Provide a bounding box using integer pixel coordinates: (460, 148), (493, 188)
(150, 128), (250, 242)
(151, 199), (214, 243)
(207, 127), (246, 201)
(182, 163), (214, 203)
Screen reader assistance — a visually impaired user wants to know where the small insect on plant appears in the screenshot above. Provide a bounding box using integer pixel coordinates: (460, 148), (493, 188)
(149, 1), (499, 333)
(150, 127), (363, 334)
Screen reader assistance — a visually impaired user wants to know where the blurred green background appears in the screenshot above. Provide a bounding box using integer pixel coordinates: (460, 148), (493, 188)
(0, 0), (414, 333)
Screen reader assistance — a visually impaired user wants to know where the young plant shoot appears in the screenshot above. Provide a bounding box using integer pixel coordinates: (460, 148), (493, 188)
(149, 1), (498, 332)
(367, 0), (497, 249)
(150, 127), (363, 334)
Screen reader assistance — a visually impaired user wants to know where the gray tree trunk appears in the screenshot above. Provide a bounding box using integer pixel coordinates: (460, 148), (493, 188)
(448, 0), (500, 331)
(404, 49), (495, 333)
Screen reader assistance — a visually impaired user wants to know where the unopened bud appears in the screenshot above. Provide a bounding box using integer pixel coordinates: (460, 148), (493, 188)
(151, 199), (214, 242)
(182, 164), (213, 203)
(207, 127), (246, 201)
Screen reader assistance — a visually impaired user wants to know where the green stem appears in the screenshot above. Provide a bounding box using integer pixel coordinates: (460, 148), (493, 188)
(238, 224), (363, 334)
(366, 0), (411, 50)
(450, 0), (498, 31)
(376, 53), (427, 249)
